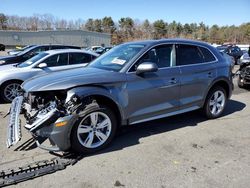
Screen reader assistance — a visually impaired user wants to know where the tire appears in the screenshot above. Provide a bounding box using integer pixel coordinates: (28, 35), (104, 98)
(237, 75), (246, 88)
(203, 86), (227, 119)
(71, 104), (117, 154)
(0, 81), (22, 103)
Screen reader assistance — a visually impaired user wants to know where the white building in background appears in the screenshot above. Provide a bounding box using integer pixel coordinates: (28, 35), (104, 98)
(0, 30), (111, 48)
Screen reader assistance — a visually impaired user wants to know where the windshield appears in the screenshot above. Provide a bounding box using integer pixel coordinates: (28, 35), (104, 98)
(17, 52), (48, 68)
(17, 46), (37, 56)
(20, 45), (34, 51)
(88, 43), (145, 71)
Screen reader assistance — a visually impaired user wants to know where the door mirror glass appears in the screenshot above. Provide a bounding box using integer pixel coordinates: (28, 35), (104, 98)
(38, 63), (47, 68)
(136, 62), (158, 75)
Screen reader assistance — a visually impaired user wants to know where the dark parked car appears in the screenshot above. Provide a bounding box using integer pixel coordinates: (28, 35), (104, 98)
(0, 43), (5, 51)
(95, 47), (112, 55)
(0, 44), (81, 66)
(238, 52), (250, 88)
(7, 45), (35, 55)
(7, 39), (233, 154)
(217, 45), (243, 64)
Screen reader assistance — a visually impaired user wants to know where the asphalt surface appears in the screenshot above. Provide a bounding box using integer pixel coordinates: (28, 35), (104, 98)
(0, 50), (250, 188)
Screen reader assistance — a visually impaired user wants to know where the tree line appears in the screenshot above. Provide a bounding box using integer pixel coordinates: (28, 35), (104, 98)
(0, 13), (249, 45)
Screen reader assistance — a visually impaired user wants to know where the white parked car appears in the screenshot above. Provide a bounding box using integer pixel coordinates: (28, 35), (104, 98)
(0, 49), (99, 102)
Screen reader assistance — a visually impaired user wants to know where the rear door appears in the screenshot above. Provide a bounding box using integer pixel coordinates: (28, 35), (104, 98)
(126, 44), (181, 124)
(176, 44), (217, 110)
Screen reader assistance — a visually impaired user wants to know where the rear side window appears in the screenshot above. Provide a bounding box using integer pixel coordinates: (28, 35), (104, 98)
(42, 53), (69, 67)
(69, 53), (92, 64)
(176, 44), (204, 66)
(199, 47), (216, 62)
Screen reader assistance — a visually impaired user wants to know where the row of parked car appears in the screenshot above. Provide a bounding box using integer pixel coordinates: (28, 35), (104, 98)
(0, 44), (100, 102)
(216, 44), (245, 64)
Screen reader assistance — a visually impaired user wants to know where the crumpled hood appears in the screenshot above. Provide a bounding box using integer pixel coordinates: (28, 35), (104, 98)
(22, 67), (126, 92)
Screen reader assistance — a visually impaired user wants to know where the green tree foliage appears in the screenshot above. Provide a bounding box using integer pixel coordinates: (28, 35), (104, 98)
(85, 18), (95, 31)
(102, 16), (115, 33)
(142, 19), (153, 39)
(153, 19), (167, 39)
(93, 19), (102, 32)
(118, 17), (134, 41)
(0, 13), (7, 29)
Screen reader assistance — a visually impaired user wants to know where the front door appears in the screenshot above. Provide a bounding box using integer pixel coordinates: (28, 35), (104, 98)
(125, 44), (181, 124)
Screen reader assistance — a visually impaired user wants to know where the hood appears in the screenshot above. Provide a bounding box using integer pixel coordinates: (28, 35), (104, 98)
(22, 67), (126, 92)
(0, 64), (18, 72)
(0, 64), (31, 74)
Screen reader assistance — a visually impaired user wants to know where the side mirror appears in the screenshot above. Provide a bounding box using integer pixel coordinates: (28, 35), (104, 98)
(38, 63), (48, 69)
(136, 62), (158, 75)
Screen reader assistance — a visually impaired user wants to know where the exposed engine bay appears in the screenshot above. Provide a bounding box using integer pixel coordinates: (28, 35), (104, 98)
(7, 89), (86, 151)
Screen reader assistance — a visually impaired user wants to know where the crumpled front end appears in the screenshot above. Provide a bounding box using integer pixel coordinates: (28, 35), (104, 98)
(6, 90), (81, 152)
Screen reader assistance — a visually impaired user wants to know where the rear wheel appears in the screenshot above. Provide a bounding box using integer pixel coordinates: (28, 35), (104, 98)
(71, 105), (117, 154)
(0, 81), (22, 103)
(203, 86), (227, 119)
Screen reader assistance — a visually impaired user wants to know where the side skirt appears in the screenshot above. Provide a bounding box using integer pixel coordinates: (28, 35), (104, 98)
(129, 106), (200, 125)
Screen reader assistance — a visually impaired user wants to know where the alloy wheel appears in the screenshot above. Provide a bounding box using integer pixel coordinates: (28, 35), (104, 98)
(77, 112), (112, 149)
(209, 90), (225, 116)
(3, 83), (22, 102)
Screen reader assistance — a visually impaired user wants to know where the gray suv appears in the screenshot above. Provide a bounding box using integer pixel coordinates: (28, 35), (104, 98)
(7, 39), (233, 154)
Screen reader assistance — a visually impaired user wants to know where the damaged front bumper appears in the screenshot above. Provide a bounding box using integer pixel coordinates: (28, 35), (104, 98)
(6, 96), (78, 152)
(6, 96), (24, 148)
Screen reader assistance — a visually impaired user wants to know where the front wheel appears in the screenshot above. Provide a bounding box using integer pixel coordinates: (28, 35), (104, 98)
(71, 105), (117, 154)
(203, 86), (227, 119)
(0, 81), (22, 103)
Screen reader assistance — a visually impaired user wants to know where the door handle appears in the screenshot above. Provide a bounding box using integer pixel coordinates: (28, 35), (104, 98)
(207, 72), (213, 78)
(169, 78), (177, 84)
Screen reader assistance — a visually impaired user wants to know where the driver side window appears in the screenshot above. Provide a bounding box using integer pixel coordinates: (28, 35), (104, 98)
(42, 53), (69, 67)
(129, 44), (173, 72)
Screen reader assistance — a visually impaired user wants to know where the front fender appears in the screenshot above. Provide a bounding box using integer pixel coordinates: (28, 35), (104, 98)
(66, 86), (126, 122)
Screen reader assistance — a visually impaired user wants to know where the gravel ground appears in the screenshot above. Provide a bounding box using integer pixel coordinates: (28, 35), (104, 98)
(0, 50), (249, 188)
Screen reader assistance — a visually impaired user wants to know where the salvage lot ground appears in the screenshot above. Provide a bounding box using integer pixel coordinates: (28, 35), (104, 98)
(0, 50), (250, 188)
